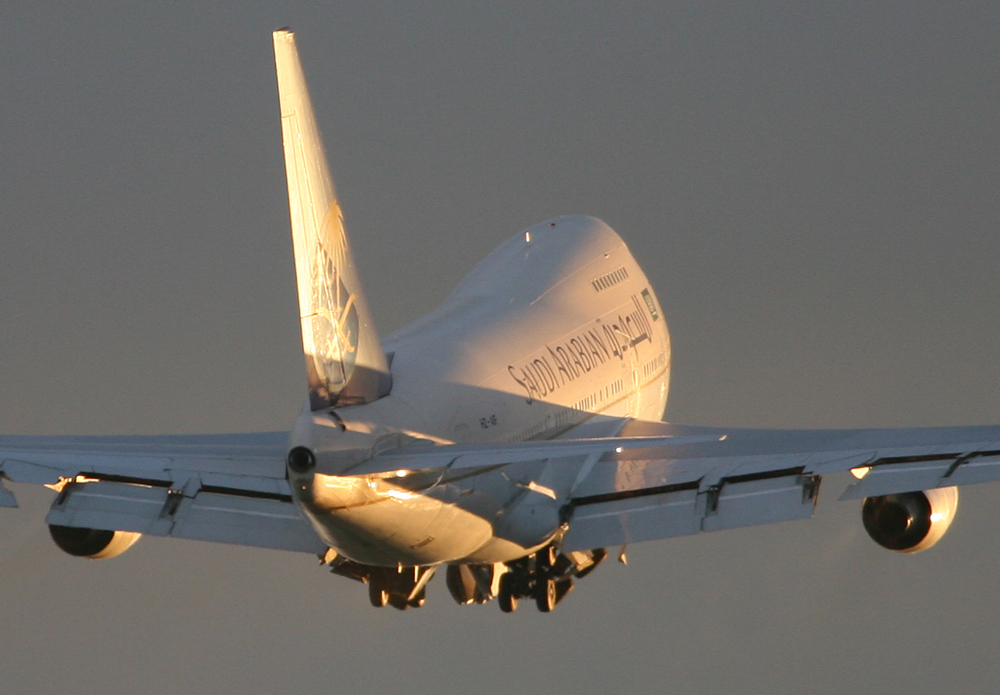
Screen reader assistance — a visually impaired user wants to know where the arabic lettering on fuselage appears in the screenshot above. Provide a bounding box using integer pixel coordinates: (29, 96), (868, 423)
(508, 295), (654, 404)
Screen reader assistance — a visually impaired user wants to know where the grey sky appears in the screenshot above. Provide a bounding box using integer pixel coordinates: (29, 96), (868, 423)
(1, 3), (999, 694)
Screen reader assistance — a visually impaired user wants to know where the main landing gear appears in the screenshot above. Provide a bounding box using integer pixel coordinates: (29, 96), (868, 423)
(497, 546), (606, 613)
(365, 565), (435, 610)
(319, 546), (607, 611)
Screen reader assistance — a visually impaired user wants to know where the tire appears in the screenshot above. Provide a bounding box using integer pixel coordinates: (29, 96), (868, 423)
(535, 576), (557, 612)
(498, 573), (518, 613)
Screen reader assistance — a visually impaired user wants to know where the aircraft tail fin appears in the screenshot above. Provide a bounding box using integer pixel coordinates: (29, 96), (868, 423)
(273, 29), (391, 409)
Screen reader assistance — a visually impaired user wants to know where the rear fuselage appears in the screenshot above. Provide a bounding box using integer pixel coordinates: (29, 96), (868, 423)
(287, 215), (670, 565)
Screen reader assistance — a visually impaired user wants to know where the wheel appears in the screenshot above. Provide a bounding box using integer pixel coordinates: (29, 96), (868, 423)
(498, 573), (518, 613)
(368, 580), (388, 608)
(535, 576), (557, 612)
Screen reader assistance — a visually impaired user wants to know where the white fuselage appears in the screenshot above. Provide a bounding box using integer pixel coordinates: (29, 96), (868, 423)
(287, 216), (671, 566)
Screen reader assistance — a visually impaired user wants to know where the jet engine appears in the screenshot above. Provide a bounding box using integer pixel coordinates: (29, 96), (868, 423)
(861, 486), (958, 553)
(48, 525), (142, 559)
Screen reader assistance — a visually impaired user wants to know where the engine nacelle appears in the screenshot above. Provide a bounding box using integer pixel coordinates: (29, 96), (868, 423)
(861, 486), (959, 553)
(48, 525), (142, 559)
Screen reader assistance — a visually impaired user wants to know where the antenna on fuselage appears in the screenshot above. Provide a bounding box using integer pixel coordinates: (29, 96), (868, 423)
(273, 29), (391, 409)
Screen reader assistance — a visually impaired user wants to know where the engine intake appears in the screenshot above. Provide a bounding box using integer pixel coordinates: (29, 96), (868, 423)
(861, 487), (958, 553)
(49, 525), (142, 559)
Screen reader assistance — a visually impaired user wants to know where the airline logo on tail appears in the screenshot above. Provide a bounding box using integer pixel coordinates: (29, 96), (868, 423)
(302, 200), (360, 399)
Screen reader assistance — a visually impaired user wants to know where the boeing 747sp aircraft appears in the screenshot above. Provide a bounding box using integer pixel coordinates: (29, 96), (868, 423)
(2, 29), (998, 613)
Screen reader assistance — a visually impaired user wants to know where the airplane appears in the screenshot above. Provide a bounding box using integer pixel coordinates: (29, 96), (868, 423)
(1, 27), (998, 614)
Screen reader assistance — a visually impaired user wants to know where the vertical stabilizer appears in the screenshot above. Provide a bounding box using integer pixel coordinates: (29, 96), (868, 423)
(273, 29), (391, 409)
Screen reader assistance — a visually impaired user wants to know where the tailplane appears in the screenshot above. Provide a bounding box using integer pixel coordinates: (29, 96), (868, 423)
(273, 29), (391, 409)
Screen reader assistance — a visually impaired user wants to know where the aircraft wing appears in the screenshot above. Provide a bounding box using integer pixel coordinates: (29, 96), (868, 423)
(0, 433), (326, 555)
(7, 422), (1000, 558)
(351, 420), (1000, 552)
(563, 420), (1000, 551)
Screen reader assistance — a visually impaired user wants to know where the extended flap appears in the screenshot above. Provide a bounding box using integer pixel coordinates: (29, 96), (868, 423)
(563, 487), (699, 551)
(44, 481), (324, 555)
(702, 473), (819, 532)
(46, 481), (169, 534)
(170, 492), (323, 554)
(840, 458), (956, 500)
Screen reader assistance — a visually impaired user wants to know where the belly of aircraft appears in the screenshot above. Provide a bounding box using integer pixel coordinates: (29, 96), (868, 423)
(294, 467), (561, 566)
